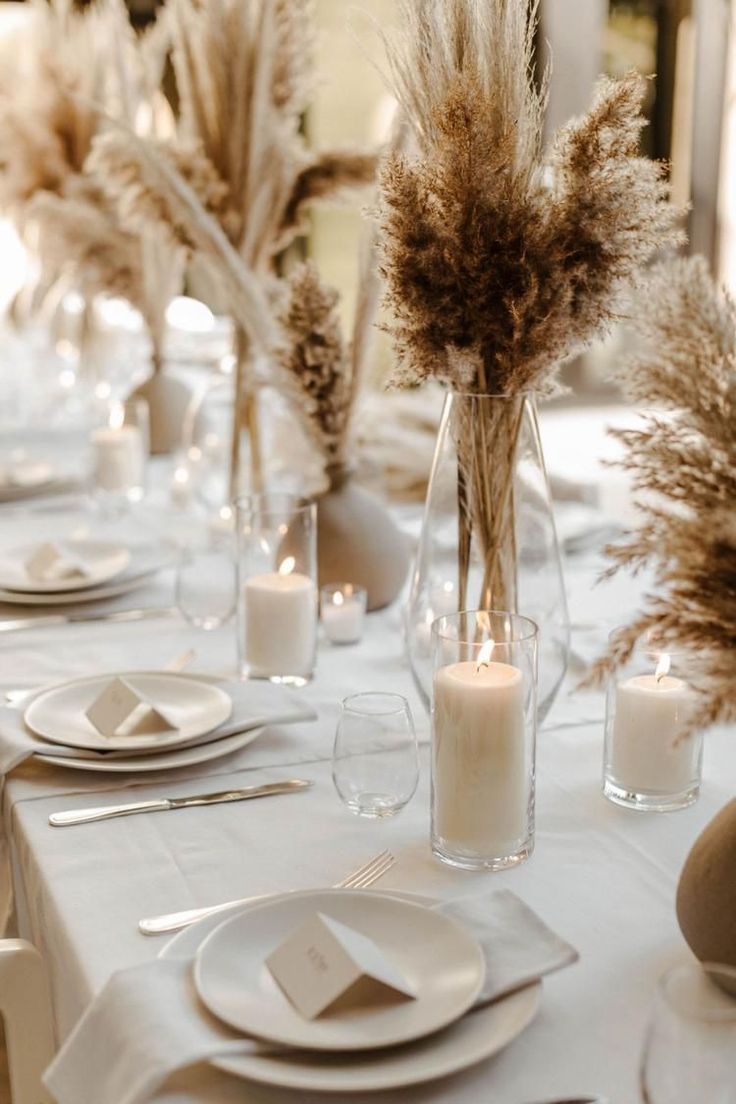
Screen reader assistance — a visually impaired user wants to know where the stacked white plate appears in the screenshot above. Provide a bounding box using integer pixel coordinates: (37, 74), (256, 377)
(0, 538), (175, 606)
(160, 888), (542, 1094)
(22, 673), (269, 773)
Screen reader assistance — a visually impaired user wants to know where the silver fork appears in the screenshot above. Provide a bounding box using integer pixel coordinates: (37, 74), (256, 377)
(138, 849), (397, 936)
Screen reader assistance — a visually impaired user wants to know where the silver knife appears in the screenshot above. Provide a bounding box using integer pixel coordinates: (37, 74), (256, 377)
(0, 607), (178, 633)
(49, 779), (313, 826)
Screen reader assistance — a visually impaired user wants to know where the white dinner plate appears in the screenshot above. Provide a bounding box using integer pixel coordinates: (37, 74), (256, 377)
(194, 889), (485, 1052)
(25, 673), (232, 752)
(161, 894), (541, 1094)
(34, 724), (265, 773)
(0, 541), (176, 606)
(0, 539), (130, 594)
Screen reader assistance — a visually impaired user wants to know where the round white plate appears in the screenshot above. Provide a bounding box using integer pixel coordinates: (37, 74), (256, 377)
(25, 673), (232, 752)
(34, 724), (265, 773)
(194, 889), (485, 1052)
(0, 539), (130, 594)
(161, 894), (541, 1094)
(0, 542), (176, 607)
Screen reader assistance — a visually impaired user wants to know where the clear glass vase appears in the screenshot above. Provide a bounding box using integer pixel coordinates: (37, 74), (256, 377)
(406, 392), (570, 721)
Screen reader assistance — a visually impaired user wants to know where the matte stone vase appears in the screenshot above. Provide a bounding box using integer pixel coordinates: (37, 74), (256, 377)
(131, 371), (192, 456)
(315, 466), (409, 612)
(677, 799), (736, 993)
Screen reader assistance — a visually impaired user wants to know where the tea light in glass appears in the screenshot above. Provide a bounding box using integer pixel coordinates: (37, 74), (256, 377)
(603, 647), (703, 811)
(320, 584), (367, 645)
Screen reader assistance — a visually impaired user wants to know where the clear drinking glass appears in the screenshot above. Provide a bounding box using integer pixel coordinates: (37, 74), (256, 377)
(236, 493), (317, 684)
(641, 962), (736, 1103)
(175, 532), (237, 630)
(332, 692), (419, 818)
(603, 641), (703, 812)
(431, 610), (538, 871)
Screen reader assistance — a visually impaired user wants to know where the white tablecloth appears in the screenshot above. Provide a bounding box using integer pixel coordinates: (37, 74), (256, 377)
(1, 490), (734, 1104)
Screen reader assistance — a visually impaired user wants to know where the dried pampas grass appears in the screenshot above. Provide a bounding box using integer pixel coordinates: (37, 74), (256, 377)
(0, 0), (183, 366)
(374, 0), (682, 614)
(168, 0), (376, 271)
(376, 0), (682, 394)
(589, 256), (736, 732)
(274, 262), (355, 475)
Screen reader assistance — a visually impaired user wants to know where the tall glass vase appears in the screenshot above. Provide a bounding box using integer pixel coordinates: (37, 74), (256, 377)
(406, 392), (570, 721)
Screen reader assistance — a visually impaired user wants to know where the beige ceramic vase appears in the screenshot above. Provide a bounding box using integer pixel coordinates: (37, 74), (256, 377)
(676, 799), (736, 992)
(315, 465), (409, 612)
(131, 371), (192, 456)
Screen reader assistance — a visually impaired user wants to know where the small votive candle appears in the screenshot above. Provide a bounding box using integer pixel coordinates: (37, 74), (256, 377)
(603, 649), (703, 812)
(320, 583), (367, 645)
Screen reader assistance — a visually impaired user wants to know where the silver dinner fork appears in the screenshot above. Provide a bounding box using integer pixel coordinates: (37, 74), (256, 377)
(138, 849), (397, 936)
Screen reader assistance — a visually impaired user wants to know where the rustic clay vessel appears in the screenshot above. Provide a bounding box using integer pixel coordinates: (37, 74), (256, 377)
(131, 371), (192, 456)
(315, 465), (409, 612)
(676, 799), (736, 994)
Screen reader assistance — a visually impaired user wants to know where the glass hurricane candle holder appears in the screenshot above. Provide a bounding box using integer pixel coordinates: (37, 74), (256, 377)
(603, 643), (703, 812)
(236, 493), (317, 685)
(431, 610), (538, 871)
(320, 583), (367, 645)
(91, 397), (149, 508)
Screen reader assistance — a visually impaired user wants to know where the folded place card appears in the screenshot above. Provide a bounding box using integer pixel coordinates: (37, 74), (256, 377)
(266, 912), (416, 1020)
(85, 678), (177, 739)
(25, 542), (87, 582)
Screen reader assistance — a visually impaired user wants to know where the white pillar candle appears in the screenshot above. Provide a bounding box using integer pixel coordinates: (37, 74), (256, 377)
(322, 591), (365, 644)
(244, 557), (316, 678)
(91, 405), (144, 493)
(433, 650), (527, 857)
(611, 656), (698, 793)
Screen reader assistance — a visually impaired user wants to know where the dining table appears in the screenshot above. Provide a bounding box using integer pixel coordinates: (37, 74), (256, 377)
(0, 464), (734, 1104)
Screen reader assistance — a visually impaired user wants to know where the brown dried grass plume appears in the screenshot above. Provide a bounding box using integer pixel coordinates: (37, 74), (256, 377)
(589, 256), (736, 731)
(376, 0), (684, 395)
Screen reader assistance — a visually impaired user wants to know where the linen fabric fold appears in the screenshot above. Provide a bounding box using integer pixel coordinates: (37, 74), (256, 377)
(45, 889), (578, 1104)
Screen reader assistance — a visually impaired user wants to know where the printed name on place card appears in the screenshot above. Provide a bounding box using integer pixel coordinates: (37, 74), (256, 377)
(85, 677), (177, 738)
(266, 912), (416, 1020)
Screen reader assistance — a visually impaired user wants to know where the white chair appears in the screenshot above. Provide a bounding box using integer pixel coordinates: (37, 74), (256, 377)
(0, 940), (54, 1104)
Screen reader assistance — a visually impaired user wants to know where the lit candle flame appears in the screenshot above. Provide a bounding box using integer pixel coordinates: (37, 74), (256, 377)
(278, 556), (296, 576)
(333, 591), (344, 607)
(655, 653), (671, 683)
(109, 402), (125, 432)
(476, 639), (495, 671)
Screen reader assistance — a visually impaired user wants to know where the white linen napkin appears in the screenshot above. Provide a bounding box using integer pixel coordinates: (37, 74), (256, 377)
(44, 889), (578, 1104)
(0, 681), (317, 775)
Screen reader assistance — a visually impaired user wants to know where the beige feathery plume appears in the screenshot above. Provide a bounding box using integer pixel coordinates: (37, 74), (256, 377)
(167, 0), (376, 273)
(0, 0), (184, 366)
(274, 261), (353, 469)
(589, 256), (736, 731)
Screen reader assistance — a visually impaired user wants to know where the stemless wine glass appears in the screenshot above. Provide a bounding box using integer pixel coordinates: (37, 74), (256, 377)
(641, 962), (736, 1103)
(332, 692), (419, 818)
(175, 532), (237, 630)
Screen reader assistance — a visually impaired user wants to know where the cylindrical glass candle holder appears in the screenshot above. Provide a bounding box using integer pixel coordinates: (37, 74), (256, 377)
(91, 398), (149, 506)
(236, 493), (317, 685)
(430, 610), (538, 871)
(320, 583), (367, 645)
(603, 644), (703, 812)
